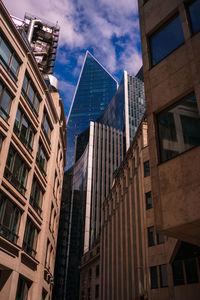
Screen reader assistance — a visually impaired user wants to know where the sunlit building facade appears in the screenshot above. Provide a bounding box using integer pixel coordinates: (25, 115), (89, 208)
(0, 2), (66, 300)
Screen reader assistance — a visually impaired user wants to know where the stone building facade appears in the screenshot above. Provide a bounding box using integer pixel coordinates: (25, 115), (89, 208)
(101, 121), (200, 300)
(0, 2), (66, 299)
(138, 0), (200, 245)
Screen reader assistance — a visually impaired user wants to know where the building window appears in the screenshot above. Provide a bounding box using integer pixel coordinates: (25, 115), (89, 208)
(4, 146), (29, 195)
(149, 14), (184, 66)
(157, 93), (200, 162)
(88, 288), (91, 300)
(0, 32), (20, 81)
(88, 268), (92, 281)
(145, 191), (152, 209)
(42, 110), (52, 143)
(150, 266), (158, 289)
(36, 142), (48, 176)
(144, 160), (150, 177)
(185, 258), (198, 284)
(157, 233), (164, 244)
(0, 132), (4, 151)
(95, 285), (99, 298)
(22, 73), (40, 116)
(23, 218), (39, 257)
(172, 260), (185, 286)
(0, 192), (21, 243)
(0, 81), (13, 121)
(159, 264), (168, 287)
(147, 226), (155, 246)
(16, 276), (31, 300)
(30, 176), (44, 215)
(96, 264), (100, 277)
(188, 0), (200, 35)
(14, 106), (35, 152)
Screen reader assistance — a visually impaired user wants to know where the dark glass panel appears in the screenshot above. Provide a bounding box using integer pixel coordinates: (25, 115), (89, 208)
(150, 15), (184, 66)
(158, 93), (200, 162)
(185, 258), (198, 284)
(148, 226), (155, 246)
(144, 160), (150, 177)
(145, 191), (152, 209)
(27, 84), (34, 102)
(1, 89), (12, 117)
(22, 75), (28, 92)
(150, 266), (158, 289)
(11, 56), (20, 76)
(0, 38), (11, 65)
(188, 0), (200, 34)
(172, 260), (185, 286)
(157, 233), (164, 244)
(159, 264), (168, 287)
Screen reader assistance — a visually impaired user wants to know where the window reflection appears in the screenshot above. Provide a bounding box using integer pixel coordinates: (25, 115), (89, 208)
(150, 15), (184, 66)
(157, 93), (200, 162)
(188, 0), (200, 35)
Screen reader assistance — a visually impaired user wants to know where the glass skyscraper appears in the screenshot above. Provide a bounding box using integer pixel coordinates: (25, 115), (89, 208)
(66, 51), (118, 170)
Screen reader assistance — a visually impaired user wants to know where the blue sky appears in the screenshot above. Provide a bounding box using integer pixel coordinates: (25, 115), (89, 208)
(3, 0), (142, 118)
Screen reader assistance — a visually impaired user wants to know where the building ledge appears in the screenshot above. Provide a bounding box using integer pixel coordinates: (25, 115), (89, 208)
(21, 251), (39, 271)
(0, 235), (21, 257)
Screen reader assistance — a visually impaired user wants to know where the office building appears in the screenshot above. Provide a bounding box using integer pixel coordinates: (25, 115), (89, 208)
(138, 0), (200, 245)
(66, 50), (118, 170)
(101, 120), (200, 300)
(0, 2), (66, 299)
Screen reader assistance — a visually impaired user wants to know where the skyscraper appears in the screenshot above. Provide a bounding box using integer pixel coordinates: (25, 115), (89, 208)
(66, 51), (118, 170)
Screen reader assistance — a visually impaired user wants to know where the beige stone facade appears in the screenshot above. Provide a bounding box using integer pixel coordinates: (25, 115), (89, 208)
(101, 121), (200, 300)
(0, 2), (66, 299)
(79, 243), (100, 300)
(138, 0), (200, 246)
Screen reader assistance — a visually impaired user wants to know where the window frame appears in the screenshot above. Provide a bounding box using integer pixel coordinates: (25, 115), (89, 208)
(149, 13), (185, 67)
(4, 146), (29, 195)
(42, 109), (52, 144)
(0, 31), (21, 82)
(0, 191), (21, 244)
(14, 106), (35, 153)
(187, 0), (200, 36)
(145, 191), (152, 210)
(36, 142), (49, 177)
(147, 226), (155, 247)
(0, 80), (13, 121)
(23, 218), (39, 258)
(21, 73), (41, 117)
(30, 176), (44, 215)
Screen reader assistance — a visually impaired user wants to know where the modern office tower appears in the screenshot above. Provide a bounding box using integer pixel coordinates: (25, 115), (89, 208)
(0, 2), (66, 300)
(53, 65), (145, 299)
(11, 14), (59, 75)
(138, 0), (200, 245)
(101, 120), (200, 300)
(66, 50), (118, 170)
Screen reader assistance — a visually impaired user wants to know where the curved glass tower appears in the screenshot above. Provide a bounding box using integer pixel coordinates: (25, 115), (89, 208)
(66, 51), (118, 170)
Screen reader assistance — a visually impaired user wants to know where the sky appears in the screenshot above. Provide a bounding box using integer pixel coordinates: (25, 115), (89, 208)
(3, 0), (142, 118)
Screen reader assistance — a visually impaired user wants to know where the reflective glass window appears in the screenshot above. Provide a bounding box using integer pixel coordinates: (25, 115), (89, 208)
(22, 73), (40, 116)
(23, 218), (39, 257)
(150, 266), (158, 289)
(157, 233), (164, 244)
(188, 0), (200, 34)
(42, 110), (52, 143)
(30, 176), (43, 215)
(159, 264), (168, 287)
(16, 276), (31, 300)
(185, 258), (198, 284)
(14, 106), (35, 152)
(144, 160), (150, 177)
(0, 191), (21, 243)
(150, 15), (184, 66)
(36, 142), (48, 176)
(145, 191), (152, 209)
(157, 93), (200, 162)
(4, 146), (29, 195)
(172, 260), (185, 286)
(148, 226), (155, 246)
(0, 32), (20, 81)
(0, 81), (13, 121)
